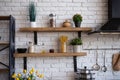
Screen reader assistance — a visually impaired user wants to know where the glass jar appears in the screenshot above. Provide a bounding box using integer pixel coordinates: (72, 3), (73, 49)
(41, 43), (46, 53)
(28, 42), (34, 53)
(49, 13), (56, 27)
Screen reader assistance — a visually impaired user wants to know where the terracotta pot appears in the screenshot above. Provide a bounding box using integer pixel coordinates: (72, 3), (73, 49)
(63, 20), (71, 27)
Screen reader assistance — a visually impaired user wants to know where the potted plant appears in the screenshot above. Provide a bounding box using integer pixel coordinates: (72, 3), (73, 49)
(70, 38), (82, 52)
(29, 2), (36, 27)
(73, 14), (82, 27)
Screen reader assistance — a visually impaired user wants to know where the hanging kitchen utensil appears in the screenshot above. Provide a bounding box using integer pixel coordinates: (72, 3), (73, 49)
(101, 52), (107, 72)
(92, 51), (100, 71)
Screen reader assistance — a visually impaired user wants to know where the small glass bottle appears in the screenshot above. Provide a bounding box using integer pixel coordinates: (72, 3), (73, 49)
(49, 13), (56, 27)
(28, 42), (34, 53)
(41, 43), (46, 53)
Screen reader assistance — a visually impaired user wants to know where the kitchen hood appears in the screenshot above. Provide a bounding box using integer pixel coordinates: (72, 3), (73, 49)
(90, 0), (120, 34)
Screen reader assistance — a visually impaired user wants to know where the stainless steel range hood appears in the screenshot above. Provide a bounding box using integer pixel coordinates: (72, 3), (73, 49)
(90, 0), (120, 34)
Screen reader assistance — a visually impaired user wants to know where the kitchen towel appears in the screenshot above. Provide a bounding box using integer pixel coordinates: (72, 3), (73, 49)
(112, 53), (120, 71)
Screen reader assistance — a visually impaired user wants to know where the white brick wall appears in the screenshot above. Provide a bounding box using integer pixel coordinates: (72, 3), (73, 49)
(0, 0), (120, 80)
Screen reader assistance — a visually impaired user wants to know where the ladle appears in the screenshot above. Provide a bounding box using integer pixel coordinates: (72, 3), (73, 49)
(92, 51), (100, 71)
(101, 52), (107, 72)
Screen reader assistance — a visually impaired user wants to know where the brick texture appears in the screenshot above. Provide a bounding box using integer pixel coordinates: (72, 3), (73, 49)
(0, 0), (120, 80)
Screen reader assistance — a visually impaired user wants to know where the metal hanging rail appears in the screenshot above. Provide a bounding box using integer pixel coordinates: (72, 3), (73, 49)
(84, 48), (120, 50)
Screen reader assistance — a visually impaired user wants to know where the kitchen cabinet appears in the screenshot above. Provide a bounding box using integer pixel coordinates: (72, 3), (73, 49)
(0, 15), (15, 80)
(15, 27), (92, 72)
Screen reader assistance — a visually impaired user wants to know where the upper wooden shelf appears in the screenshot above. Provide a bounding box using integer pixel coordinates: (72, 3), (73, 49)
(14, 52), (87, 58)
(19, 27), (92, 32)
(0, 42), (9, 45)
(0, 16), (10, 20)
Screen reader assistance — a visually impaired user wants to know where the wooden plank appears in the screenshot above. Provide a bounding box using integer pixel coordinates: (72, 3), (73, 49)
(14, 52), (87, 57)
(0, 16), (10, 20)
(0, 69), (9, 72)
(0, 42), (9, 45)
(19, 27), (92, 32)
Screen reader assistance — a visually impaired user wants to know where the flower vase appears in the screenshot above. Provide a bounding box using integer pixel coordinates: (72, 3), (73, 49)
(61, 42), (67, 53)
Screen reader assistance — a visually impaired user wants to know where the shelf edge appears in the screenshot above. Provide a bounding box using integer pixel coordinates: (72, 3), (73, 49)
(14, 52), (87, 58)
(19, 27), (92, 32)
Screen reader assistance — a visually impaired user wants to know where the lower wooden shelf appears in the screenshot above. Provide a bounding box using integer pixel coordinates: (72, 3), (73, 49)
(0, 69), (9, 72)
(14, 52), (87, 58)
(0, 42), (9, 45)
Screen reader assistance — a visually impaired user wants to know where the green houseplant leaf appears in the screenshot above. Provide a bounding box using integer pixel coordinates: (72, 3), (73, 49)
(70, 38), (83, 45)
(73, 14), (82, 22)
(29, 2), (36, 22)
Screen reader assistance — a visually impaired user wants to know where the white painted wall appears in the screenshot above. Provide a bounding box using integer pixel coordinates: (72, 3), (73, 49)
(0, 0), (120, 80)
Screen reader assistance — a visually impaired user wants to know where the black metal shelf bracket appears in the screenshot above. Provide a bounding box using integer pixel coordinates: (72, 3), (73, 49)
(23, 57), (27, 70)
(34, 31), (37, 45)
(73, 56), (77, 72)
(78, 31), (81, 38)
(73, 31), (81, 72)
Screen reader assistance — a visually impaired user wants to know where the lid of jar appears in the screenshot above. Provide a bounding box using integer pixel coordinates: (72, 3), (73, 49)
(49, 13), (56, 17)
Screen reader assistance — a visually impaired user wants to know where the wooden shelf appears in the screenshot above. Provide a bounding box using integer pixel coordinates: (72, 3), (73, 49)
(0, 16), (10, 20)
(0, 69), (9, 72)
(19, 27), (92, 32)
(14, 52), (87, 58)
(0, 42), (9, 45)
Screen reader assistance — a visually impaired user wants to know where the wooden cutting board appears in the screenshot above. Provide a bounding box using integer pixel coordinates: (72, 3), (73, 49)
(112, 53), (120, 71)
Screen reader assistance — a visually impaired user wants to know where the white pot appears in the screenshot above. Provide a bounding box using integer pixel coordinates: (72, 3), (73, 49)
(73, 45), (82, 52)
(30, 22), (37, 28)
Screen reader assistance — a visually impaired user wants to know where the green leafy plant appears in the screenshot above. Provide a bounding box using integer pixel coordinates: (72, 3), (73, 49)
(29, 2), (36, 22)
(73, 14), (82, 22)
(70, 38), (82, 45)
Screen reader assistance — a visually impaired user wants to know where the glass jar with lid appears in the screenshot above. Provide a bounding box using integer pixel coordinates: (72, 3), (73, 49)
(49, 13), (56, 27)
(28, 41), (34, 53)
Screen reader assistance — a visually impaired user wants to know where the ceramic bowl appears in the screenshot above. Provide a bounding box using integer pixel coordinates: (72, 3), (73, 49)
(17, 48), (27, 53)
